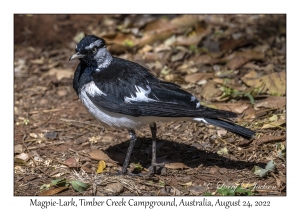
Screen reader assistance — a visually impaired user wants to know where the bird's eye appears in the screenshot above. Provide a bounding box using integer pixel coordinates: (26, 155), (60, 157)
(92, 47), (97, 54)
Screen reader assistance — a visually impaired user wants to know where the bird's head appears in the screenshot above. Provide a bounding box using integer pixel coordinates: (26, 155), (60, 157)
(69, 35), (112, 68)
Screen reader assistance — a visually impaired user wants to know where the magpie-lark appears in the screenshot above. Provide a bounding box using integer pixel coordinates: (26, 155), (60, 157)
(70, 35), (255, 175)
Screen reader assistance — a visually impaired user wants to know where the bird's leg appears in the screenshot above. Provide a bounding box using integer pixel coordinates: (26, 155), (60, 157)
(148, 122), (166, 176)
(121, 129), (137, 174)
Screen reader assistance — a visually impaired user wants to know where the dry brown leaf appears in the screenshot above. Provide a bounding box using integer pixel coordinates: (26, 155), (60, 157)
(88, 150), (117, 163)
(242, 71), (286, 95)
(30, 57), (45, 64)
(217, 129), (227, 137)
(191, 54), (214, 65)
(254, 96), (286, 109)
(170, 15), (198, 31)
(14, 144), (23, 154)
(15, 153), (30, 162)
(220, 38), (252, 52)
(47, 68), (73, 81)
(213, 103), (250, 114)
(262, 119), (286, 129)
(226, 50), (264, 70)
(179, 181), (193, 186)
(243, 106), (257, 121)
(184, 73), (214, 83)
(174, 22), (211, 46)
(189, 185), (206, 195)
(103, 182), (124, 195)
(260, 71), (286, 95)
(81, 166), (93, 174)
(165, 162), (189, 169)
(227, 56), (249, 70)
(200, 81), (222, 101)
(38, 187), (68, 196)
(106, 32), (137, 46)
(65, 157), (79, 168)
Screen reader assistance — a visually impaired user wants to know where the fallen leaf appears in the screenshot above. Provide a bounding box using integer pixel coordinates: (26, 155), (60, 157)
(217, 147), (228, 155)
(252, 166), (269, 178)
(260, 71), (286, 95)
(200, 81), (222, 101)
(14, 144), (23, 154)
(217, 129), (227, 137)
(96, 160), (106, 173)
(103, 182), (124, 195)
(241, 70), (260, 87)
(242, 71), (286, 95)
(15, 153), (30, 162)
(212, 103), (250, 114)
(174, 22), (211, 46)
(47, 68), (73, 81)
(226, 50), (264, 70)
(81, 166), (93, 174)
(227, 56), (249, 70)
(189, 185), (206, 195)
(220, 38), (253, 52)
(269, 115), (278, 122)
(252, 160), (276, 178)
(184, 73), (214, 83)
(73, 32), (85, 43)
(262, 119), (286, 129)
(38, 186), (68, 196)
(51, 178), (68, 187)
(243, 106), (256, 121)
(165, 162), (189, 169)
(88, 150), (117, 163)
(30, 57), (45, 64)
(254, 96), (286, 109)
(265, 160), (276, 171)
(179, 181), (193, 186)
(70, 180), (89, 192)
(65, 157), (79, 168)
(170, 187), (181, 196)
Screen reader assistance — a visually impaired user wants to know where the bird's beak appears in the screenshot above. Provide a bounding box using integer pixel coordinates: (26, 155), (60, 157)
(69, 52), (85, 61)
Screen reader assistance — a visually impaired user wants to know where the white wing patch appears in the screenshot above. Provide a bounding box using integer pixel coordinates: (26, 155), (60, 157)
(83, 81), (106, 97)
(124, 85), (157, 103)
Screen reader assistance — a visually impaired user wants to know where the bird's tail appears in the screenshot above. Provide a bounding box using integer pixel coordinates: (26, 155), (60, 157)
(198, 118), (255, 140)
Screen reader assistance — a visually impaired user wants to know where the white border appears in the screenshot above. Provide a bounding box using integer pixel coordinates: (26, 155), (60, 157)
(6, 0), (294, 209)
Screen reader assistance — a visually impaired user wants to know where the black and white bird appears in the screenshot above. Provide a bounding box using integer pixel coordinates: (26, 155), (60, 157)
(70, 35), (255, 175)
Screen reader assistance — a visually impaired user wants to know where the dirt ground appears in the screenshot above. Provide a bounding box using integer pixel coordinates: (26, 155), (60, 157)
(14, 14), (286, 196)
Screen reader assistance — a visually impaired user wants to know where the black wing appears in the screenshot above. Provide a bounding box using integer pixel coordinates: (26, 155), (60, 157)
(88, 57), (237, 119)
(92, 57), (201, 108)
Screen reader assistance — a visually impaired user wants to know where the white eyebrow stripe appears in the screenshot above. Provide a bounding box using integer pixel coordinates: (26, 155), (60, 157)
(85, 40), (102, 50)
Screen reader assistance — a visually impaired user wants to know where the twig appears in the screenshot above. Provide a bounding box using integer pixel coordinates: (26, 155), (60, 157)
(60, 118), (104, 130)
(26, 141), (65, 150)
(216, 135), (241, 150)
(22, 134), (52, 178)
(30, 112), (53, 129)
(245, 135), (286, 151)
(29, 108), (62, 114)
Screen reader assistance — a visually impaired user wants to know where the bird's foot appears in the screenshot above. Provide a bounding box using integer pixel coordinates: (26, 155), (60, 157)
(146, 162), (168, 177)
